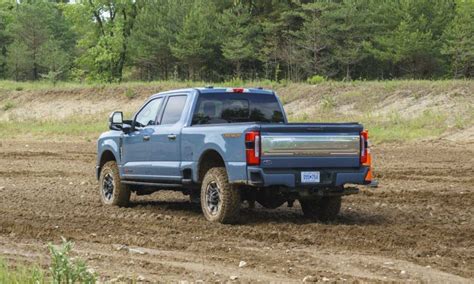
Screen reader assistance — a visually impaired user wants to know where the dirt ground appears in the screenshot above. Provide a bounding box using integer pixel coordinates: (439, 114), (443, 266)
(0, 139), (472, 283)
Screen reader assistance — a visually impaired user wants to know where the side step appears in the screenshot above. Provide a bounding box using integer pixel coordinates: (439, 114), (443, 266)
(121, 180), (183, 188)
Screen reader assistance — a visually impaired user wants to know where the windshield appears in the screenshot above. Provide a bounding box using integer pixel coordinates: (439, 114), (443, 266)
(191, 93), (285, 125)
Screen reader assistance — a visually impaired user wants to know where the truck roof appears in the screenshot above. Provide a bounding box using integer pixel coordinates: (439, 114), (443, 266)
(150, 87), (274, 99)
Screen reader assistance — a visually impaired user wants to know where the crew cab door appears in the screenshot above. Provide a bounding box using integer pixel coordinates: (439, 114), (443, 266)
(146, 94), (188, 181)
(122, 97), (164, 178)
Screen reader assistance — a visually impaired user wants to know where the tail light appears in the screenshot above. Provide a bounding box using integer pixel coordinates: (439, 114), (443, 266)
(245, 131), (260, 165)
(360, 130), (369, 164)
(360, 130), (373, 182)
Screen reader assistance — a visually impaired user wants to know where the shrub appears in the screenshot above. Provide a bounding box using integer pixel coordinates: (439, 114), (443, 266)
(2, 101), (15, 111)
(307, 75), (326, 85)
(15, 87), (24, 91)
(124, 88), (136, 100)
(321, 95), (337, 110)
(48, 237), (96, 284)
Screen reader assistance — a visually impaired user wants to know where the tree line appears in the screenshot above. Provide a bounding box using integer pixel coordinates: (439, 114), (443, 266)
(0, 0), (472, 83)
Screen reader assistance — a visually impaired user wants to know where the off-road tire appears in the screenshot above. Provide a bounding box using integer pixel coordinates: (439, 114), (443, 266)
(300, 196), (341, 222)
(201, 167), (240, 224)
(99, 161), (131, 207)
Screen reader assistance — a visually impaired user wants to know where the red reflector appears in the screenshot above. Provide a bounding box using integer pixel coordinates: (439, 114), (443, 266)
(233, 88), (244, 93)
(245, 131), (260, 165)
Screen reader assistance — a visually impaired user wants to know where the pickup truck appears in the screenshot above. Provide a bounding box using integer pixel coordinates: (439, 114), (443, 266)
(96, 87), (373, 224)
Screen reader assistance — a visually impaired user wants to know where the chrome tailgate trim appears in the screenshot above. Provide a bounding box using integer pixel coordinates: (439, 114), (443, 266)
(261, 135), (360, 157)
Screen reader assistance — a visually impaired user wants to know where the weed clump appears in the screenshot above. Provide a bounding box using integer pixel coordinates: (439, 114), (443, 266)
(307, 75), (326, 85)
(2, 101), (15, 111)
(0, 238), (96, 283)
(124, 88), (136, 99)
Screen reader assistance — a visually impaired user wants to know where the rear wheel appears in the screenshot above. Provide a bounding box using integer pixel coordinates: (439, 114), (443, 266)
(300, 196), (341, 222)
(99, 161), (130, 207)
(201, 167), (240, 224)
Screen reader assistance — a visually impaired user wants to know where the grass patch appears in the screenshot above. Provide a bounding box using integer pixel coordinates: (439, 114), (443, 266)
(290, 110), (448, 143)
(0, 238), (95, 284)
(2, 101), (15, 111)
(0, 259), (45, 284)
(0, 119), (106, 139)
(124, 88), (137, 99)
(307, 75), (327, 85)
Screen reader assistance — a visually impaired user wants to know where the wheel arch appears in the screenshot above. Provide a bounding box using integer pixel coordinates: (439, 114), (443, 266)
(197, 149), (226, 183)
(98, 149), (118, 178)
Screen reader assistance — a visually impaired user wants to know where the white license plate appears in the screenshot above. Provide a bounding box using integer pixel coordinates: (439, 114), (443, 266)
(301, 171), (320, 183)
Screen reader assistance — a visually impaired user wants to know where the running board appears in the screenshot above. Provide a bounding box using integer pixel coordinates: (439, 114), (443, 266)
(121, 180), (183, 188)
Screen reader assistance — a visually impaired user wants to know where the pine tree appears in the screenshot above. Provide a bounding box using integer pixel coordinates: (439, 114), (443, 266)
(291, 2), (333, 78)
(220, 4), (262, 79)
(6, 1), (74, 80)
(129, 0), (190, 80)
(171, 0), (218, 80)
(37, 39), (69, 84)
(442, 0), (474, 78)
(6, 41), (32, 81)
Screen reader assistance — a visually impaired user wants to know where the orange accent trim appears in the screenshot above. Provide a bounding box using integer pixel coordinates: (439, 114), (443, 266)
(363, 152), (372, 166)
(365, 167), (373, 182)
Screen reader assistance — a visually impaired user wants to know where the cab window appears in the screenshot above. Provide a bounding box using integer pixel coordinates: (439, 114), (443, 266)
(160, 95), (187, 125)
(135, 98), (163, 127)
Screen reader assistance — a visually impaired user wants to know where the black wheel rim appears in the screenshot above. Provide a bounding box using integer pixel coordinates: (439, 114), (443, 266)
(206, 181), (221, 215)
(102, 173), (114, 201)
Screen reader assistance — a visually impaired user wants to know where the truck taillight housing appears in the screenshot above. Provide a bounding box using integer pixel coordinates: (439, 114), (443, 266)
(360, 130), (373, 182)
(245, 131), (260, 165)
(360, 130), (370, 165)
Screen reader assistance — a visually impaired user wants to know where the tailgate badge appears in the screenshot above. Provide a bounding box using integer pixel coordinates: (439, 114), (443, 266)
(262, 159), (272, 165)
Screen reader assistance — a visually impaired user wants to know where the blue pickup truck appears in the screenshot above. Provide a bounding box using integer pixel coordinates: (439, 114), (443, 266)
(97, 87), (373, 223)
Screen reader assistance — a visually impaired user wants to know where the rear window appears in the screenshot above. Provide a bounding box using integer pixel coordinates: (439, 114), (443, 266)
(192, 93), (284, 125)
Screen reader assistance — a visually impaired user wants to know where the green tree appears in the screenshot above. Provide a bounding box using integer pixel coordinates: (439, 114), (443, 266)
(6, 1), (74, 80)
(220, 4), (262, 79)
(291, 2), (333, 78)
(442, 0), (474, 78)
(326, 0), (372, 80)
(129, 0), (190, 80)
(364, 0), (455, 78)
(70, 0), (138, 82)
(0, 1), (14, 78)
(38, 39), (70, 84)
(6, 40), (32, 81)
(171, 0), (218, 80)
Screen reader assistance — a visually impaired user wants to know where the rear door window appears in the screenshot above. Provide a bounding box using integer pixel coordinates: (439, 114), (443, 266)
(160, 95), (187, 125)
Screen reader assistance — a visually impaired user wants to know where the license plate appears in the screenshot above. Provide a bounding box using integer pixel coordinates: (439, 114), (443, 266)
(301, 171), (320, 183)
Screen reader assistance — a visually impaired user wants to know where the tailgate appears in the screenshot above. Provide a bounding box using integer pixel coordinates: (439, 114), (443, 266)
(259, 123), (362, 168)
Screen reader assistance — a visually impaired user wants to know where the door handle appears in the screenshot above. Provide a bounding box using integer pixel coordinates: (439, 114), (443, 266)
(143, 135), (150, 141)
(167, 134), (177, 141)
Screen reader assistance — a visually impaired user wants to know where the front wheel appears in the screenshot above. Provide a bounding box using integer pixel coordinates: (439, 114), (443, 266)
(201, 167), (240, 224)
(300, 196), (341, 222)
(99, 161), (131, 207)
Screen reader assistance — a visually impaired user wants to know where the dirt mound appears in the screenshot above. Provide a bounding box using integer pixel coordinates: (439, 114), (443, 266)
(0, 80), (473, 141)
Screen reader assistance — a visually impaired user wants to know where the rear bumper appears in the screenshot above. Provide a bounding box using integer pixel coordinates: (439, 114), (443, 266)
(246, 166), (370, 188)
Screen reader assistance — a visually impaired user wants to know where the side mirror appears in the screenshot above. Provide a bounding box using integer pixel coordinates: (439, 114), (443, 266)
(109, 111), (123, 131)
